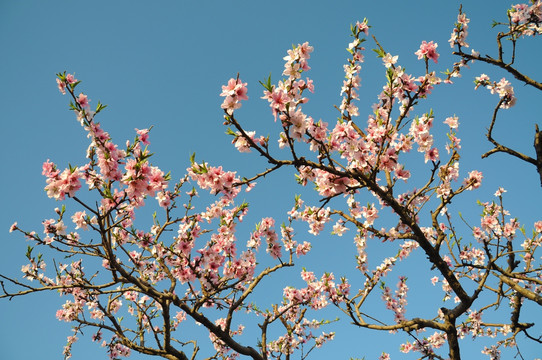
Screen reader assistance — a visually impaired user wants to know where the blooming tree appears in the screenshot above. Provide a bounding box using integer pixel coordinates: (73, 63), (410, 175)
(2, 2), (542, 360)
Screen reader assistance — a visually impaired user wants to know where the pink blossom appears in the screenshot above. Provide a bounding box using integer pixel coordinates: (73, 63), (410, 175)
(494, 78), (516, 108)
(9, 222), (18, 233)
(77, 93), (90, 108)
(424, 147), (439, 163)
(221, 78), (241, 97)
(298, 42), (314, 60)
(400, 342), (413, 353)
(220, 78), (248, 100)
(265, 88), (288, 121)
(464, 170), (483, 190)
(220, 95), (241, 115)
(56, 78), (66, 94)
(332, 221), (348, 236)
(156, 191), (171, 209)
(174, 311), (186, 326)
(42, 159), (59, 178)
(481, 345), (501, 360)
(283, 60), (301, 78)
(220, 78), (248, 115)
(427, 332), (446, 349)
(356, 19), (369, 35)
(415, 41), (439, 63)
(135, 128), (150, 145)
(474, 73), (490, 90)
(71, 211), (88, 230)
(66, 73), (77, 84)
(379, 353), (391, 360)
(90, 309), (104, 320)
(382, 53), (398, 68)
(444, 116), (459, 129)
(232, 130), (255, 153)
(295, 241), (311, 257)
(361, 205), (378, 226)
(395, 166), (411, 182)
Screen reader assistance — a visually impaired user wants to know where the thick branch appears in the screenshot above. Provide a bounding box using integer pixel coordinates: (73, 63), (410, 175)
(497, 274), (542, 306)
(455, 51), (542, 91)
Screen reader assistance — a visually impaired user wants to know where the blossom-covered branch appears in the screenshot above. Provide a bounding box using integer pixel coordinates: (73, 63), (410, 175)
(451, 2), (542, 185)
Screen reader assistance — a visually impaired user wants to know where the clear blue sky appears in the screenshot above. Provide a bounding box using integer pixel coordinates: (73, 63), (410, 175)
(1, 1), (541, 359)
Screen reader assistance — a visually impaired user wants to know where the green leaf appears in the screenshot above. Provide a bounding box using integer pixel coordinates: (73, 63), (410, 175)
(103, 187), (113, 199)
(386, 67), (394, 82)
(95, 101), (108, 114)
(258, 73), (273, 92)
(26, 246), (33, 258)
(372, 48), (385, 58)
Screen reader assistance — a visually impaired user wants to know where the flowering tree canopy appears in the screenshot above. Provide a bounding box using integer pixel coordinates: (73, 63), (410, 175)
(2, 2), (542, 360)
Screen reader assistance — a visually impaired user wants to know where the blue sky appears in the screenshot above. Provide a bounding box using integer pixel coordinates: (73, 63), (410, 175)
(1, 1), (541, 359)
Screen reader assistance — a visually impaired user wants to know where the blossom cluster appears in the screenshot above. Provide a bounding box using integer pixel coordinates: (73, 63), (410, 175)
(474, 74), (517, 109)
(262, 271), (347, 356)
(400, 331), (447, 357)
(381, 276), (409, 323)
(509, 1), (542, 36)
(340, 21), (366, 117)
(220, 78), (248, 115)
(187, 162), (240, 199)
(415, 41), (439, 63)
(449, 12), (470, 48)
(43, 160), (82, 201)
